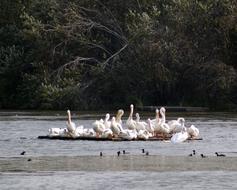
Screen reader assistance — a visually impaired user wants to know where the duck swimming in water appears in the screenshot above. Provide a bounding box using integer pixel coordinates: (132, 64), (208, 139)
(215, 152), (226, 157)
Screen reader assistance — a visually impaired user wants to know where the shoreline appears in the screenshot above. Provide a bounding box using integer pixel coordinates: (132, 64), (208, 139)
(1, 155), (237, 172)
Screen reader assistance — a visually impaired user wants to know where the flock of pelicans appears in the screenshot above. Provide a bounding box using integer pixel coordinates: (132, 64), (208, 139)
(48, 105), (200, 143)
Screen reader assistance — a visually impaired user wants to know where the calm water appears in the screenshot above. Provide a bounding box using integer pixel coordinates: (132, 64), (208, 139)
(1, 171), (237, 190)
(0, 111), (237, 189)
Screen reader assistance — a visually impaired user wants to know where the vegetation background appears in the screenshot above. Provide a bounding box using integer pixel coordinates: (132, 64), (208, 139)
(0, 0), (236, 110)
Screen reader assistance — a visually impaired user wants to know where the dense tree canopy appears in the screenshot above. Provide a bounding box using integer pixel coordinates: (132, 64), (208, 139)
(0, 0), (236, 110)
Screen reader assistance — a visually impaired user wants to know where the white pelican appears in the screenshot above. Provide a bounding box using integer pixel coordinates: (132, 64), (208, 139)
(171, 127), (189, 144)
(111, 116), (122, 136)
(75, 125), (84, 136)
(151, 109), (162, 135)
(159, 107), (171, 138)
(116, 109), (124, 124)
(82, 128), (96, 137)
(48, 128), (66, 137)
(66, 110), (77, 137)
(160, 122), (170, 137)
(126, 104), (137, 130)
(101, 128), (113, 138)
(150, 109), (160, 126)
(119, 129), (137, 140)
(146, 118), (155, 136)
(135, 113), (148, 131)
(169, 117), (185, 133)
(92, 119), (106, 137)
(104, 113), (111, 129)
(187, 124), (199, 138)
(137, 129), (150, 140)
(126, 129), (138, 139)
(159, 107), (166, 123)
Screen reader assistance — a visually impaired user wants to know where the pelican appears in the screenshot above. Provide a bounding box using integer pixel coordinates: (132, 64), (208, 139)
(137, 129), (150, 140)
(111, 113), (137, 140)
(111, 116), (122, 136)
(126, 129), (138, 139)
(150, 109), (160, 127)
(146, 118), (155, 136)
(101, 128), (113, 138)
(119, 129), (137, 140)
(104, 113), (111, 129)
(187, 124), (199, 138)
(159, 107), (171, 138)
(48, 128), (66, 137)
(116, 109), (124, 124)
(82, 128), (96, 137)
(159, 107), (166, 123)
(126, 104), (137, 130)
(151, 109), (162, 136)
(169, 117), (185, 133)
(66, 110), (77, 137)
(92, 119), (106, 137)
(75, 125), (84, 136)
(159, 122), (170, 137)
(135, 113), (148, 131)
(171, 126), (189, 144)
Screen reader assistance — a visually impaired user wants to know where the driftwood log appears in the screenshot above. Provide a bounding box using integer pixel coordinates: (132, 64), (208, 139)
(38, 135), (202, 141)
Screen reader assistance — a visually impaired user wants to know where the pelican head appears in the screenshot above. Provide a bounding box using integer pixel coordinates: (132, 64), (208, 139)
(116, 109), (124, 121)
(178, 117), (185, 124)
(105, 113), (110, 120)
(155, 109), (159, 118)
(147, 118), (151, 125)
(160, 107), (166, 113)
(118, 109), (124, 116)
(182, 126), (187, 132)
(135, 113), (140, 121)
(111, 116), (116, 122)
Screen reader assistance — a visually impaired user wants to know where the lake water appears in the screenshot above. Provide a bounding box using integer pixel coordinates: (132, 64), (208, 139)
(0, 111), (237, 189)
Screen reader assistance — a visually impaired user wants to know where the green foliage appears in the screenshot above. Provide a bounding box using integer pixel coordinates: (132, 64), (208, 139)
(0, 0), (236, 110)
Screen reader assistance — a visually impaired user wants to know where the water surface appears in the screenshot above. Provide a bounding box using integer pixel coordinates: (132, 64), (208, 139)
(0, 111), (237, 189)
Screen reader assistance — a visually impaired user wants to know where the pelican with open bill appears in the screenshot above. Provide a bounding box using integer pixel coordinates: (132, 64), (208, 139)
(38, 135), (203, 141)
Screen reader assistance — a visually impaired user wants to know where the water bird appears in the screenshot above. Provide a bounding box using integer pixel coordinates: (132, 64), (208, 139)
(117, 151), (120, 156)
(20, 151), (26, 155)
(200, 154), (207, 158)
(116, 109), (124, 124)
(111, 117), (122, 137)
(93, 119), (105, 137)
(193, 150), (196, 155)
(146, 118), (154, 136)
(215, 152), (226, 157)
(126, 104), (137, 130)
(168, 117), (185, 133)
(142, 149), (145, 153)
(104, 113), (111, 129)
(188, 153), (193, 157)
(135, 113), (148, 131)
(123, 150), (129, 154)
(145, 151), (149, 156)
(171, 127), (188, 143)
(27, 158), (32, 161)
(66, 110), (77, 137)
(159, 107), (171, 139)
(100, 152), (103, 157)
(187, 125), (199, 138)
